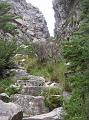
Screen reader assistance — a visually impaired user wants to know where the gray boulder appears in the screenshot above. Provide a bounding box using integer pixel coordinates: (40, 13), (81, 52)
(23, 107), (63, 120)
(12, 94), (48, 116)
(0, 100), (23, 120)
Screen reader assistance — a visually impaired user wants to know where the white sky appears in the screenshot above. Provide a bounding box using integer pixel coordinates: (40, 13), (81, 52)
(26, 0), (55, 36)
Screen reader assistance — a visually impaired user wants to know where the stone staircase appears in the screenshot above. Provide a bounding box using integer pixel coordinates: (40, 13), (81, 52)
(10, 66), (63, 120)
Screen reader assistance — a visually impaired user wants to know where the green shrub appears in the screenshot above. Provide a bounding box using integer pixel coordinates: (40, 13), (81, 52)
(45, 95), (62, 111)
(5, 85), (20, 96)
(0, 78), (13, 93)
(0, 1), (18, 77)
(64, 90), (85, 120)
(41, 87), (63, 111)
(0, 39), (17, 77)
(63, 0), (89, 119)
(0, 86), (5, 93)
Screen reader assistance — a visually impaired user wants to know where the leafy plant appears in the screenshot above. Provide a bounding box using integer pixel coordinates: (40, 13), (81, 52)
(0, 78), (14, 93)
(41, 87), (63, 111)
(0, 39), (17, 77)
(5, 85), (20, 96)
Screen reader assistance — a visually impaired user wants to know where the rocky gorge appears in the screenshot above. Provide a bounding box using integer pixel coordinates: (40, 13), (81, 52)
(0, 0), (81, 120)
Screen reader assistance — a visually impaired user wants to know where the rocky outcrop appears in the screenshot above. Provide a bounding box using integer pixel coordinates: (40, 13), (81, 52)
(1, 0), (50, 44)
(53, 0), (80, 40)
(0, 100), (23, 120)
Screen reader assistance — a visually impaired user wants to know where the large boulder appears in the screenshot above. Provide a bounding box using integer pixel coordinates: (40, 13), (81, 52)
(12, 94), (48, 116)
(23, 107), (63, 120)
(0, 100), (23, 120)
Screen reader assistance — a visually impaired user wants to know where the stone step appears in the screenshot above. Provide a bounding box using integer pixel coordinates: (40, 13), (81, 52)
(12, 94), (49, 117)
(23, 107), (63, 120)
(16, 75), (45, 87)
(21, 86), (44, 96)
(20, 86), (61, 96)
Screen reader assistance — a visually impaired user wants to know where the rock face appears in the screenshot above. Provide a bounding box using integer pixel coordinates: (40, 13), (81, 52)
(53, 0), (80, 40)
(0, 100), (23, 120)
(12, 94), (48, 116)
(1, 0), (50, 44)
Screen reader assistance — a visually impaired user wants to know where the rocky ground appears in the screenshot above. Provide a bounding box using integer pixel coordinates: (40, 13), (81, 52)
(0, 65), (64, 120)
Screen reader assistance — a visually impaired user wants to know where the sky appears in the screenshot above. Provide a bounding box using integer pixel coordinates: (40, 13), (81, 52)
(26, 0), (55, 36)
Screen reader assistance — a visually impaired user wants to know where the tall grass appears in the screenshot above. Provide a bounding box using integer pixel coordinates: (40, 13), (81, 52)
(26, 57), (66, 82)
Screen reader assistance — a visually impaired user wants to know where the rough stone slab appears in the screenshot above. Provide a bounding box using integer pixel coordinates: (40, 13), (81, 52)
(12, 94), (48, 116)
(23, 107), (63, 120)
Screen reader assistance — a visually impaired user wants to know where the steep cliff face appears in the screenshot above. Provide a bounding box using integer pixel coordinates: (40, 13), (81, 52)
(53, 0), (80, 40)
(1, 0), (50, 44)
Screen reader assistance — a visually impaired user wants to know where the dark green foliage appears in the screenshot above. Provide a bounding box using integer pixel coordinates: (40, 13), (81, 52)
(45, 96), (62, 111)
(5, 85), (20, 96)
(41, 87), (62, 111)
(64, 35), (89, 72)
(63, 0), (89, 120)
(0, 78), (14, 93)
(0, 39), (17, 77)
(0, 2), (18, 77)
